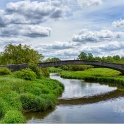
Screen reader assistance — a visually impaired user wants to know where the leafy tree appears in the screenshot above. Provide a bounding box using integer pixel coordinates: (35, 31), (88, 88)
(45, 57), (60, 62)
(87, 53), (94, 60)
(1, 44), (44, 65)
(78, 52), (87, 60)
(113, 55), (120, 61)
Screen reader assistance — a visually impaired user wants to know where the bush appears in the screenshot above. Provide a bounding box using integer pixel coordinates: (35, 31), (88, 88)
(0, 68), (11, 75)
(0, 91), (22, 111)
(28, 62), (41, 78)
(40, 68), (49, 77)
(0, 98), (12, 118)
(14, 68), (36, 80)
(1, 110), (25, 123)
(20, 93), (46, 112)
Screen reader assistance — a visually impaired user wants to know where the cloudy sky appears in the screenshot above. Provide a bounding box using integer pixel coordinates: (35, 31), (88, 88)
(0, 0), (124, 59)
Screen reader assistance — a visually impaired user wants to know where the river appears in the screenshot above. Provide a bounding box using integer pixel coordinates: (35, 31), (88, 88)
(26, 73), (124, 123)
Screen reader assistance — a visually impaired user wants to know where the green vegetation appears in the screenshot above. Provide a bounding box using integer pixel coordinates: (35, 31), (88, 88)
(49, 67), (63, 73)
(49, 65), (93, 73)
(60, 68), (121, 79)
(45, 57), (60, 62)
(60, 64), (93, 71)
(0, 67), (11, 75)
(0, 44), (44, 65)
(78, 51), (124, 64)
(60, 68), (124, 87)
(0, 68), (64, 123)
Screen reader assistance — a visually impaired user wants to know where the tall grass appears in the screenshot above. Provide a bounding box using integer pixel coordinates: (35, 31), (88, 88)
(0, 73), (64, 123)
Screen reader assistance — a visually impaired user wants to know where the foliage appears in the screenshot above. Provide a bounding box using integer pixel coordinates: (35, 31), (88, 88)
(40, 68), (50, 77)
(28, 62), (41, 78)
(1, 110), (25, 123)
(0, 67), (11, 75)
(45, 57), (60, 62)
(0, 74), (64, 123)
(60, 68), (124, 87)
(49, 67), (63, 73)
(78, 51), (124, 64)
(14, 68), (36, 81)
(20, 93), (46, 112)
(0, 44), (44, 65)
(60, 64), (93, 71)
(60, 68), (121, 79)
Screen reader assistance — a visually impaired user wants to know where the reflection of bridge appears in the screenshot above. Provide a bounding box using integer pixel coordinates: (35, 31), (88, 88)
(58, 90), (124, 105)
(6, 60), (124, 73)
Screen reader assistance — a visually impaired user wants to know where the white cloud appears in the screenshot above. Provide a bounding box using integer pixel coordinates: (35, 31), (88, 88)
(72, 29), (124, 43)
(112, 19), (124, 27)
(77, 0), (103, 7)
(0, 0), (69, 27)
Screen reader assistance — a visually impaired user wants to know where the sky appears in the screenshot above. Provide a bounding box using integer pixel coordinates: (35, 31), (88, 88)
(0, 0), (124, 60)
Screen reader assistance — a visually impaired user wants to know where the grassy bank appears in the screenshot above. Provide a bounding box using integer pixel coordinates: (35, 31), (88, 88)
(0, 69), (64, 123)
(60, 68), (124, 87)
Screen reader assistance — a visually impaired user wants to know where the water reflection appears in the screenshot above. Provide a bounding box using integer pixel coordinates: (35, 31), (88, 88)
(26, 73), (124, 123)
(50, 73), (117, 99)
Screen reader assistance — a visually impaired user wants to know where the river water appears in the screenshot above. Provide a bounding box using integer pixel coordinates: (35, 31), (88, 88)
(26, 73), (124, 123)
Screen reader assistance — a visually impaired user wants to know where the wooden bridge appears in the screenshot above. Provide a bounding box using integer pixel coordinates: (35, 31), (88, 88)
(6, 60), (124, 74)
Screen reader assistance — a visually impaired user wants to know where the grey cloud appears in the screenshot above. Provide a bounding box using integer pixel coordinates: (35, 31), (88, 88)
(0, 25), (52, 38)
(2, 0), (69, 26)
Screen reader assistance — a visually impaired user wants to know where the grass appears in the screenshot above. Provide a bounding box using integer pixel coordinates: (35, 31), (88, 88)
(60, 68), (124, 87)
(0, 75), (64, 123)
(49, 67), (63, 73)
(60, 68), (121, 79)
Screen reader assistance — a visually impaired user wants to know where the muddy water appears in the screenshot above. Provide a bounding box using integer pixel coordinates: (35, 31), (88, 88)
(26, 73), (124, 123)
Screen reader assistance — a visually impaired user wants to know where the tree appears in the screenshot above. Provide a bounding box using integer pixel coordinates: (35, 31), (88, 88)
(78, 52), (87, 60)
(87, 53), (94, 60)
(113, 55), (120, 61)
(1, 44), (44, 65)
(45, 57), (60, 62)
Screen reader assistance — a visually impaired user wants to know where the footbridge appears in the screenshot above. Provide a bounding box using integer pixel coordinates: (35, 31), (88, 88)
(6, 60), (124, 74)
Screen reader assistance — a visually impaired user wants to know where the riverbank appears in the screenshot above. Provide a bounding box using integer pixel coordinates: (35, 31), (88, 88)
(60, 68), (124, 87)
(0, 74), (64, 123)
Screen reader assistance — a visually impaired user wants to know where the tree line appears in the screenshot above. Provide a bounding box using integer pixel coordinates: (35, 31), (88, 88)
(78, 52), (124, 64)
(0, 44), (124, 65)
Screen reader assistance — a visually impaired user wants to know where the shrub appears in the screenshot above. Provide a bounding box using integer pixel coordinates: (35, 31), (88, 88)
(28, 62), (41, 78)
(0, 91), (22, 111)
(14, 68), (36, 80)
(0, 98), (12, 118)
(40, 94), (57, 109)
(20, 93), (46, 112)
(40, 68), (49, 77)
(0, 68), (11, 75)
(1, 110), (25, 123)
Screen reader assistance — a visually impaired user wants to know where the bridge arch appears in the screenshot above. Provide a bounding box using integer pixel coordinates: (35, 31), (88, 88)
(38, 60), (124, 74)
(6, 60), (124, 74)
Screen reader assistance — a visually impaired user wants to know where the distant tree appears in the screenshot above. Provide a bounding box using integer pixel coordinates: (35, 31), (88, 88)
(78, 52), (87, 60)
(94, 56), (101, 61)
(87, 53), (94, 60)
(45, 57), (60, 62)
(113, 55), (120, 61)
(1, 44), (44, 65)
(106, 56), (114, 62)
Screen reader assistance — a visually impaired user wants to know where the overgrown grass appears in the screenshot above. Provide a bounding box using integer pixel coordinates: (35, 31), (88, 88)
(0, 74), (64, 123)
(60, 68), (124, 87)
(49, 67), (63, 73)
